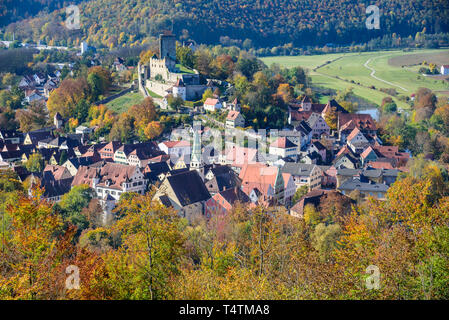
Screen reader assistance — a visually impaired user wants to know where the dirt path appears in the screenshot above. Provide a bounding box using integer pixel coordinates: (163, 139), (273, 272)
(364, 57), (408, 92)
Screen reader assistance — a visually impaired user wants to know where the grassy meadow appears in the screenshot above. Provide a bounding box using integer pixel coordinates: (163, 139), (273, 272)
(261, 49), (449, 109)
(106, 91), (144, 113)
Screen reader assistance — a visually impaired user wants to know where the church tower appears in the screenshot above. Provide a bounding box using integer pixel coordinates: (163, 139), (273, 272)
(190, 127), (204, 180)
(273, 167), (285, 205)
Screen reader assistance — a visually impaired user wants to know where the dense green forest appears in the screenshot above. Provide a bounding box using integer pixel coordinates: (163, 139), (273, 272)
(1, 0), (448, 48)
(0, 0), (86, 27)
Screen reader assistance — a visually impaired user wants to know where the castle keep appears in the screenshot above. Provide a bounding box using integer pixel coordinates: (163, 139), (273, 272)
(138, 33), (213, 101)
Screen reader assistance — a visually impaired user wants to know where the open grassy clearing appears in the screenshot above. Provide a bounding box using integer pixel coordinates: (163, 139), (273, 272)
(315, 50), (448, 93)
(260, 52), (359, 70)
(106, 91), (144, 113)
(264, 49), (449, 109)
(175, 63), (196, 74)
(146, 88), (163, 98)
(388, 50), (449, 67)
(311, 73), (409, 110)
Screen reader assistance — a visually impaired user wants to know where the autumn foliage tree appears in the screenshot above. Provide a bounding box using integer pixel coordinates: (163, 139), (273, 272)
(0, 186), (76, 299)
(47, 77), (90, 119)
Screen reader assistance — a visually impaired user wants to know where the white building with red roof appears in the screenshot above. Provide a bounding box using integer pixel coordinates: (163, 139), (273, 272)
(225, 110), (245, 128)
(72, 162), (147, 201)
(203, 98), (222, 112)
(269, 137), (299, 158)
(158, 140), (191, 158)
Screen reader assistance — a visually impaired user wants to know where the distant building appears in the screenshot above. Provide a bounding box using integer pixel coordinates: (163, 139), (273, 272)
(153, 170), (211, 221)
(338, 177), (389, 200)
(0, 130), (21, 144)
(54, 113), (63, 129)
(203, 98), (222, 112)
(72, 162), (148, 200)
(224, 98), (241, 111)
(139, 33), (213, 101)
(281, 163), (323, 191)
(269, 137), (298, 159)
(172, 78), (186, 100)
(158, 140), (190, 158)
(226, 111), (245, 128)
(75, 126), (94, 135)
(205, 187), (250, 217)
(81, 42), (88, 55)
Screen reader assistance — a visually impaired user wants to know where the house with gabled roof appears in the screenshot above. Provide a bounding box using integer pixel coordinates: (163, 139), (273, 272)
(290, 189), (354, 218)
(306, 141), (327, 163)
(226, 110), (245, 128)
(223, 146), (258, 173)
(0, 130), (21, 144)
(239, 163), (286, 206)
(269, 137), (299, 159)
(338, 113), (377, 142)
(295, 120), (312, 148)
(98, 141), (122, 159)
(321, 99), (349, 119)
(346, 127), (369, 154)
(281, 163), (323, 191)
(205, 187), (250, 217)
(338, 177), (389, 200)
(72, 162), (147, 201)
(203, 98), (222, 112)
(24, 129), (53, 146)
(113, 142), (163, 165)
(333, 151), (359, 170)
(153, 170), (211, 220)
(204, 165), (241, 195)
(224, 97), (241, 111)
(158, 140), (190, 159)
(306, 113), (330, 138)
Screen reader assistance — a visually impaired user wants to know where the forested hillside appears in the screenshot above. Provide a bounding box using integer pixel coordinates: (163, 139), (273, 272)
(1, 0), (448, 48)
(0, 0), (86, 27)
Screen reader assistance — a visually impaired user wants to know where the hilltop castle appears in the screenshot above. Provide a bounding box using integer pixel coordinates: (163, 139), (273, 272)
(138, 33), (213, 101)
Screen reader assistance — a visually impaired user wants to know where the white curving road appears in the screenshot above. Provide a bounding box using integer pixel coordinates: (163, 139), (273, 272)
(363, 57), (409, 92)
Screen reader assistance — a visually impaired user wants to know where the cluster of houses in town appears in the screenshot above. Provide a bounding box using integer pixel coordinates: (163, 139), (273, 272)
(0, 93), (411, 223)
(17, 68), (69, 104)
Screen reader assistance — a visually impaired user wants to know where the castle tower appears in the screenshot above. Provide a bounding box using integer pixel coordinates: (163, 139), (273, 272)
(190, 127), (204, 180)
(159, 33), (176, 69)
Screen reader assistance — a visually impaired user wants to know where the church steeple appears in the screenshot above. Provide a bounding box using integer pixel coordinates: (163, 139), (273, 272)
(190, 126), (204, 179)
(273, 167), (285, 205)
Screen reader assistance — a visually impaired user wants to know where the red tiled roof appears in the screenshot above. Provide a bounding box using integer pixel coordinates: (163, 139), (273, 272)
(336, 145), (352, 157)
(367, 161), (394, 170)
(290, 110), (313, 121)
(339, 114), (376, 131)
(226, 110), (241, 120)
(44, 165), (72, 181)
(271, 137), (296, 149)
(161, 140), (190, 148)
(361, 146), (375, 159)
(204, 98), (219, 105)
(239, 163), (279, 196)
(346, 127), (363, 142)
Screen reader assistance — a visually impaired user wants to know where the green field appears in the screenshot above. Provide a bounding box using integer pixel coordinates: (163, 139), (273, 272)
(175, 63), (196, 74)
(146, 88), (163, 98)
(106, 91), (144, 113)
(261, 49), (449, 109)
(260, 52), (358, 70)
